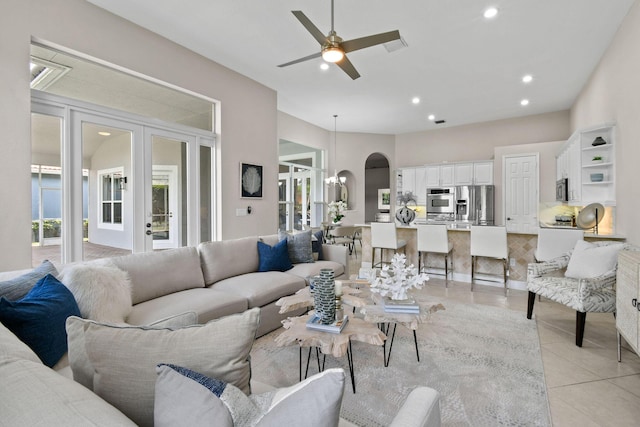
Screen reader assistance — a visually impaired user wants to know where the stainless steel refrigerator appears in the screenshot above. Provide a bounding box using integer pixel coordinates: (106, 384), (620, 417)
(454, 185), (495, 225)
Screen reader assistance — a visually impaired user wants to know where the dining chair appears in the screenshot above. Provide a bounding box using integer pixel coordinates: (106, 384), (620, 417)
(328, 225), (358, 257)
(416, 224), (453, 285)
(371, 222), (407, 268)
(470, 225), (509, 295)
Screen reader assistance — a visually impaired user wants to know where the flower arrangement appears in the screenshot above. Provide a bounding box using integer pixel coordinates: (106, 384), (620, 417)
(328, 200), (347, 223)
(397, 191), (417, 207)
(369, 253), (429, 300)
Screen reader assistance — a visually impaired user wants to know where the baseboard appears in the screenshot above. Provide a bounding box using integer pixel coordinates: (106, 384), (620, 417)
(446, 272), (527, 292)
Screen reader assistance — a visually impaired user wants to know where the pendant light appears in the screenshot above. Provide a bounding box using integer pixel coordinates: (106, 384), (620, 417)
(325, 114), (346, 186)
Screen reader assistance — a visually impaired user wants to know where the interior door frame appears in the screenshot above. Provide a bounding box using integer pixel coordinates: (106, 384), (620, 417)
(502, 153), (539, 233)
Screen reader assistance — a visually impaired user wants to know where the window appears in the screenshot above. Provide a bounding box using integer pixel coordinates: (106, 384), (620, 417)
(98, 167), (124, 229)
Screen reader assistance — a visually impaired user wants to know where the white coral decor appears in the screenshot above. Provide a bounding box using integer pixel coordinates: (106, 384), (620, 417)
(370, 254), (429, 300)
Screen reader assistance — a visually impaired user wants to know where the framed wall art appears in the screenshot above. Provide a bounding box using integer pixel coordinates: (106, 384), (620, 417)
(241, 163), (263, 198)
(378, 188), (391, 211)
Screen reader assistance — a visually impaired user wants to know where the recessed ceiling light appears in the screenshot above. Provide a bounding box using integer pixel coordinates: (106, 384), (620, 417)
(320, 63), (329, 70)
(520, 99), (530, 106)
(98, 131), (111, 136)
(412, 97), (420, 105)
(522, 74), (533, 83)
(483, 7), (498, 19)
(428, 114), (435, 121)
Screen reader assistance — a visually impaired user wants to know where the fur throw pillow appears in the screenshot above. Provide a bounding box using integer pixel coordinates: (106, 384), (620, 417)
(60, 261), (132, 323)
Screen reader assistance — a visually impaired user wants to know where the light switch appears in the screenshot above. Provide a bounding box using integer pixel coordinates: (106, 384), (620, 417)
(236, 208), (248, 216)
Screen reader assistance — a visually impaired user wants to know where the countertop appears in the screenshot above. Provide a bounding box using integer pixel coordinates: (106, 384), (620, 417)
(355, 222), (625, 239)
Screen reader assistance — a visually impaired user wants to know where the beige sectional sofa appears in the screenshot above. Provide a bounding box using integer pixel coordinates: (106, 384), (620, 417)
(113, 234), (348, 336)
(0, 234), (442, 426)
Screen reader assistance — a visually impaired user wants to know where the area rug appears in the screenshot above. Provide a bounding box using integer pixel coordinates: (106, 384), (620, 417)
(250, 299), (551, 427)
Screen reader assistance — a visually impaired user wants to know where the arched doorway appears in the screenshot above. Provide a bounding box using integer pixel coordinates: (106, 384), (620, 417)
(364, 153), (390, 223)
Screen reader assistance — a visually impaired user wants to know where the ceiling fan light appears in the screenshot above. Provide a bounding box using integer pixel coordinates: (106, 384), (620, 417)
(322, 47), (344, 63)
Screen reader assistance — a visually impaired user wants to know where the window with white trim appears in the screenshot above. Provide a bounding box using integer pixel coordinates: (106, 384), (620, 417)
(98, 167), (124, 230)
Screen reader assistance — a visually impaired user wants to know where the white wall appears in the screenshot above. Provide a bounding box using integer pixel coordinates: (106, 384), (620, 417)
(571, 0), (640, 245)
(395, 111), (570, 167)
(0, 0), (278, 270)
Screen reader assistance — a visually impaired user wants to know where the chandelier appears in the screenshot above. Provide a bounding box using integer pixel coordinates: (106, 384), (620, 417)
(325, 114), (346, 186)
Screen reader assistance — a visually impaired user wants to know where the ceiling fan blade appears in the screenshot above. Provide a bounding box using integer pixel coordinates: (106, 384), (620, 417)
(292, 11), (327, 45)
(278, 52), (323, 68)
(336, 55), (360, 80)
(341, 30), (401, 53)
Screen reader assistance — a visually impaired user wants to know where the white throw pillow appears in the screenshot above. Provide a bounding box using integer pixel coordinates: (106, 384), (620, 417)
(154, 364), (345, 427)
(59, 261), (132, 323)
(565, 240), (624, 279)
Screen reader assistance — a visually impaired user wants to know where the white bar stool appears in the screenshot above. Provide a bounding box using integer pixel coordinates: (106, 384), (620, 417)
(470, 225), (509, 295)
(371, 222), (406, 268)
(416, 224), (453, 285)
(534, 228), (583, 262)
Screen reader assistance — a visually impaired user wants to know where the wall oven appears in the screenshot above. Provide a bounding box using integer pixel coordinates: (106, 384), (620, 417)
(426, 188), (455, 214)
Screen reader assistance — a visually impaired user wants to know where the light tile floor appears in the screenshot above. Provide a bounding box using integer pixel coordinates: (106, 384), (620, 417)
(345, 246), (640, 427)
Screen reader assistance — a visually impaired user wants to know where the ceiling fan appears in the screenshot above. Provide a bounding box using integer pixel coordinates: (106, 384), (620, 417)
(277, 0), (401, 80)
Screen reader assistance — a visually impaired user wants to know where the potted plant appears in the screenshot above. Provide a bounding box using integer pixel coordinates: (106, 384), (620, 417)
(327, 200), (347, 224)
(592, 155), (604, 163)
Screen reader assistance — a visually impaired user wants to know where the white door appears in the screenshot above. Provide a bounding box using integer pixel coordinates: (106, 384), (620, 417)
(504, 154), (539, 233)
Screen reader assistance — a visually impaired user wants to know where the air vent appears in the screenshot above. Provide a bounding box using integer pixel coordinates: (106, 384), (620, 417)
(383, 37), (408, 53)
(435, 120), (446, 125)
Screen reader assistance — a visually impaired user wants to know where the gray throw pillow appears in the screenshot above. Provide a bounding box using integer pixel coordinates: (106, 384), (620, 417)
(0, 260), (58, 301)
(278, 230), (314, 264)
(67, 308), (260, 427)
(154, 364), (345, 427)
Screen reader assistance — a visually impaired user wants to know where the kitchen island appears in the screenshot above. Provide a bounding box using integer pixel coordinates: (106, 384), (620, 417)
(357, 222), (623, 290)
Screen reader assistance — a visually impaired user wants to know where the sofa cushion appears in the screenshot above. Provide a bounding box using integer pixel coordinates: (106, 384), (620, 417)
(110, 246), (205, 304)
(257, 240), (293, 272)
(278, 230), (314, 264)
(0, 358), (136, 426)
(0, 321), (41, 363)
(0, 274), (80, 367)
(66, 312), (199, 390)
(287, 260), (345, 282)
(126, 288), (248, 326)
(565, 240), (625, 279)
(67, 308), (259, 427)
(0, 259), (58, 301)
(199, 236), (260, 285)
(154, 364), (345, 427)
(211, 272), (305, 308)
(59, 261), (132, 323)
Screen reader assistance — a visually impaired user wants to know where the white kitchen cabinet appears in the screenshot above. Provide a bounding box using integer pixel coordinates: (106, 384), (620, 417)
(398, 167), (416, 198)
(473, 161), (494, 185)
(454, 163), (473, 185)
(568, 137), (581, 202)
(424, 164), (455, 187)
(440, 165), (455, 186)
(616, 250), (640, 360)
(414, 167), (427, 204)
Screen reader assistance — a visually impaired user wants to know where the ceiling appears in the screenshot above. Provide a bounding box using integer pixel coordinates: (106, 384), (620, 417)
(86, 0), (635, 135)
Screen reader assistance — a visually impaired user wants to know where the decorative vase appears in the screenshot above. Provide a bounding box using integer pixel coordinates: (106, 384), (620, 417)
(314, 269), (336, 324)
(395, 206), (416, 225)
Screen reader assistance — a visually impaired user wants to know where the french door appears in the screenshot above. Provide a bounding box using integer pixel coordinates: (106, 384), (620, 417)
(31, 92), (215, 265)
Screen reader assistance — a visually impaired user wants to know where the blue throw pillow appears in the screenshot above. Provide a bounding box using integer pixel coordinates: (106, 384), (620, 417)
(312, 230), (324, 261)
(257, 239), (293, 272)
(0, 274), (81, 367)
